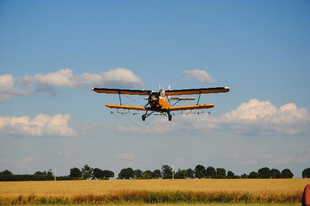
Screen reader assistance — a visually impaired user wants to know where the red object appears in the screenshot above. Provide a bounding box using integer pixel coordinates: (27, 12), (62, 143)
(303, 184), (310, 206)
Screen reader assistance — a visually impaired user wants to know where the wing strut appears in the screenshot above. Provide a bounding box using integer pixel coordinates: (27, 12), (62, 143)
(172, 100), (181, 106)
(118, 92), (122, 105)
(196, 92), (201, 105)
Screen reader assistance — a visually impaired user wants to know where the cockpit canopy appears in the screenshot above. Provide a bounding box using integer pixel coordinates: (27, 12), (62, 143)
(159, 87), (165, 96)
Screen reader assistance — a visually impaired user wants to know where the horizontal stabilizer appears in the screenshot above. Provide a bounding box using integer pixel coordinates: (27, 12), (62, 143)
(168, 104), (214, 111)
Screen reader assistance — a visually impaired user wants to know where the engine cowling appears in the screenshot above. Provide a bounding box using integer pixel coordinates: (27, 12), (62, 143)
(148, 92), (160, 108)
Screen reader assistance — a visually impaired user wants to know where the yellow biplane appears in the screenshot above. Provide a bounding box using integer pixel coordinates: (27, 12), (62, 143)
(92, 86), (230, 121)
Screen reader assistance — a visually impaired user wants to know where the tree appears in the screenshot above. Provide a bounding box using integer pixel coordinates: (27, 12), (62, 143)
(47, 169), (53, 178)
(133, 169), (143, 179)
(93, 168), (103, 179)
(34, 171), (43, 177)
(175, 169), (188, 179)
(102, 170), (114, 180)
(302, 168), (310, 178)
(270, 169), (281, 179)
(70, 167), (82, 179)
(31, 170), (53, 180)
(227, 171), (235, 179)
(186, 168), (194, 179)
(258, 167), (271, 179)
(118, 167), (134, 179)
(216, 168), (226, 178)
(162, 165), (172, 179)
(143, 170), (152, 179)
(241, 173), (248, 179)
(2, 170), (13, 176)
(205, 166), (216, 178)
(194, 165), (205, 179)
(152, 169), (162, 179)
(249, 171), (259, 179)
(82, 164), (92, 180)
(281, 169), (293, 178)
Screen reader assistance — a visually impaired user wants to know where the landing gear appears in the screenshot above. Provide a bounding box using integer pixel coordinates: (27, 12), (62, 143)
(142, 111), (172, 121)
(142, 114), (146, 121)
(141, 111), (155, 121)
(168, 114), (172, 121)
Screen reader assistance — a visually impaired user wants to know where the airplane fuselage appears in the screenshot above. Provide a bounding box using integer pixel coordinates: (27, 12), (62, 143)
(148, 89), (170, 111)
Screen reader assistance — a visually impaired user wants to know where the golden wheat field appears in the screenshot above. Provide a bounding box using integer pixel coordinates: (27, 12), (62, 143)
(0, 179), (308, 205)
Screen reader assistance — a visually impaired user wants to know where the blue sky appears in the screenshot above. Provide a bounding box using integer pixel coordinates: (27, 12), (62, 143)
(0, 0), (310, 177)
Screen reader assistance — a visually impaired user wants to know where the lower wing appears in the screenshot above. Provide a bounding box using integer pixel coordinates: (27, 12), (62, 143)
(168, 104), (214, 111)
(105, 104), (147, 111)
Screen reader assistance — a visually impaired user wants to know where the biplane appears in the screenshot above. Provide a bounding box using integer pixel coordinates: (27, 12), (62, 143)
(92, 86), (230, 121)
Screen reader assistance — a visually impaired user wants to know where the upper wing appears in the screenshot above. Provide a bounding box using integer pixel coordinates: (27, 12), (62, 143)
(105, 104), (147, 111)
(168, 104), (214, 111)
(165, 87), (230, 96)
(169, 97), (195, 101)
(92, 88), (152, 95)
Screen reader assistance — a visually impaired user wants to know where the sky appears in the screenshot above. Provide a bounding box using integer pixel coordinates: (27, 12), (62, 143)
(0, 0), (310, 178)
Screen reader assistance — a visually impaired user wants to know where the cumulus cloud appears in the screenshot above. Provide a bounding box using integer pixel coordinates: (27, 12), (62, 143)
(0, 74), (31, 100)
(117, 153), (135, 160)
(182, 70), (217, 83)
(89, 99), (310, 136)
(222, 99), (310, 135)
(0, 157), (34, 170)
(0, 113), (77, 136)
(101, 68), (143, 87)
(19, 68), (143, 90)
(0, 68), (143, 99)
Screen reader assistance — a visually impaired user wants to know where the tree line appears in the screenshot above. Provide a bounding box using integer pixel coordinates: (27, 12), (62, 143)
(117, 165), (299, 179)
(1, 165), (310, 181)
(0, 169), (70, 181)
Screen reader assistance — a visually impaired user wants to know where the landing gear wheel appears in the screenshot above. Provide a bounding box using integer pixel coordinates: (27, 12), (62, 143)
(142, 115), (146, 121)
(168, 114), (172, 121)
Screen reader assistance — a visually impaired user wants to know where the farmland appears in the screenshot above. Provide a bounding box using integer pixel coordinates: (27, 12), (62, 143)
(0, 179), (308, 205)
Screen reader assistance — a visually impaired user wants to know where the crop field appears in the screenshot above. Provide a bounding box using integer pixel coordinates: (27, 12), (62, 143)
(0, 179), (308, 205)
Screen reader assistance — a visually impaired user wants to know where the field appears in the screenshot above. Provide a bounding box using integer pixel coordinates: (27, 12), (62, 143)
(0, 179), (308, 205)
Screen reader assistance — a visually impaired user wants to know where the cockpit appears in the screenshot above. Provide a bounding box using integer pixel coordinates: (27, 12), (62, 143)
(159, 88), (165, 97)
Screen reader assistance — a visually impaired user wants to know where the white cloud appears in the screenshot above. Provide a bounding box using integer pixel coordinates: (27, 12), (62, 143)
(0, 74), (31, 100)
(88, 99), (310, 136)
(182, 70), (217, 83)
(1, 68), (143, 99)
(19, 68), (143, 90)
(222, 99), (310, 135)
(0, 157), (34, 170)
(117, 153), (135, 160)
(101, 68), (143, 87)
(0, 113), (77, 136)
(20, 69), (78, 88)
